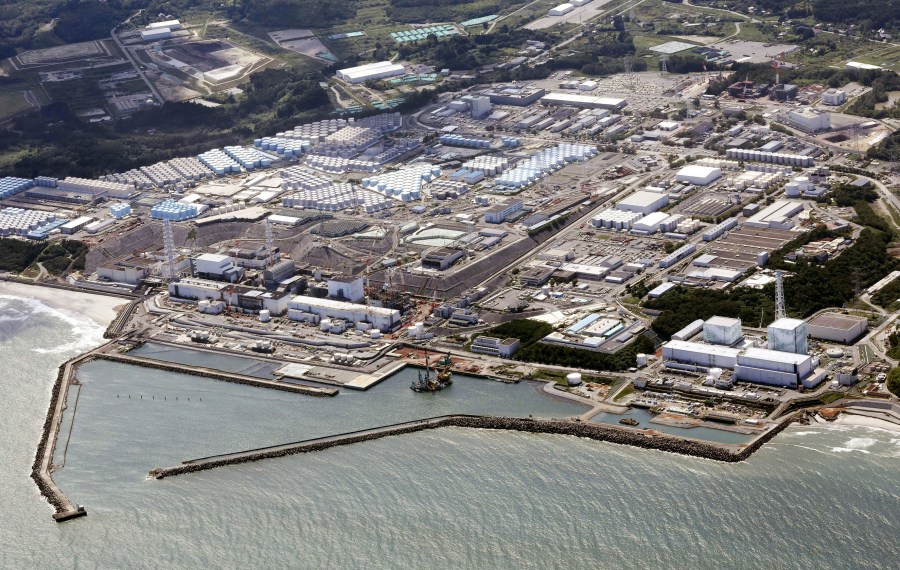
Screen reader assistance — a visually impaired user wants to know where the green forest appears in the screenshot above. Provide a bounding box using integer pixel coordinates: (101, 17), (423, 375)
(2, 68), (332, 179)
(0, 238), (87, 275)
(644, 228), (897, 339)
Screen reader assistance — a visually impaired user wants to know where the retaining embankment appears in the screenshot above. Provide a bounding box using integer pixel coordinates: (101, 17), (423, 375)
(150, 413), (800, 480)
(92, 353), (338, 397)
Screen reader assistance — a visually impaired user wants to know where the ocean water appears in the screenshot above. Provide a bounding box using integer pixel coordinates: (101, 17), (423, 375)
(1, 294), (899, 569)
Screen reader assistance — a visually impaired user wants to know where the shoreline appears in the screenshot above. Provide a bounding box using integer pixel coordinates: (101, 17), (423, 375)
(0, 281), (129, 327)
(832, 414), (900, 433)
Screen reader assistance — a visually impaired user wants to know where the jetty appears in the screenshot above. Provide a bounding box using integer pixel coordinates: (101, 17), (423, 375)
(150, 412), (799, 480)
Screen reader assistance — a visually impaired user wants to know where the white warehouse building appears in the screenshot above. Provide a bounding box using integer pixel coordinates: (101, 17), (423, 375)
(675, 165), (722, 186)
(287, 296), (401, 332)
(615, 190), (669, 214)
(632, 211), (670, 234)
(337, 61), (406, 84)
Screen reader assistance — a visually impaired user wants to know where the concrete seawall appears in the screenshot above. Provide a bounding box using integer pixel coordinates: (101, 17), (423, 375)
(151, 413), (799, 480)
(93, 353), (339, 397)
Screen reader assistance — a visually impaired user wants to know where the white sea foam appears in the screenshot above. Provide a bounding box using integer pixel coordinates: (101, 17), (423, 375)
(844, 437), (878, 450)
(0, 294), (106, 354)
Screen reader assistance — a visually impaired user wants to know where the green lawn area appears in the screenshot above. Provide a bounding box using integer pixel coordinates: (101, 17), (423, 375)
(0, 91), (33, 118)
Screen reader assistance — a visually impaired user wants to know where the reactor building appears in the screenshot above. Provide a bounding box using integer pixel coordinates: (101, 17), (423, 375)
(767, 317), (808, 355)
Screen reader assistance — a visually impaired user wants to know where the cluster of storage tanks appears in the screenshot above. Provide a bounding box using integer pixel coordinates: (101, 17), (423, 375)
(304, 154), (381, 174)
(316, 126), (382, 158)
(725, 170), (785, 191)
(282, 183), (394, 213)
(203, 202), (250, 217)
(591, 209), (643, 230)
(430, 180), (469, 200)
(150, 198), (203, 221)
(279, 166), (331, 192)
(695, 158), (741, 171)
(462, 156), (509, 175)
(254, 136), (311, 158)
(367, 138), (420, 165)
(725, 149), (814, 167)
(110, 202), (132, 219)
(198, 149), (242, 175)
(224, 146), (275, 170)
(361, 164), (441, 202)
(502, 137), (520, 147)
(439, 134), (492, 149)
(276, 118), (352, 143)
(494, 143), (598, 188)
(0, 207), (61, 237)
(355, 112), (403, 134)
(0, 177), (34, 199)
(104, 157), (216, 190)
(331, 353), (356, 365)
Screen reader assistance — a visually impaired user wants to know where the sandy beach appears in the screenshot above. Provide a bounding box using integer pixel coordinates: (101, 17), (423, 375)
(0, 281), (127, 327)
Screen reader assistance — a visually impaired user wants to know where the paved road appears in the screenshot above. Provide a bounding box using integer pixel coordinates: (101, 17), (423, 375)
(110, 16), (165, 103)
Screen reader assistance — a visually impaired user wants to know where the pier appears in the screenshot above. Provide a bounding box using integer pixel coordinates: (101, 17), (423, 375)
(150, 412), (800, 480)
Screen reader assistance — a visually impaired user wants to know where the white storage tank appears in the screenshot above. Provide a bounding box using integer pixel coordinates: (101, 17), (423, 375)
(566, 373), (582, 386)
(259, 310), (271, 322)
(636, 353), (648, 367)
(370, 330), (382, 339)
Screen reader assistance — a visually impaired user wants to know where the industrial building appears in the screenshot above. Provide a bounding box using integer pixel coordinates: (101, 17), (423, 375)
(663, 340), (819, 388)
(735, 347), (816, 388)
(703, 316), (743, 346)
(336, 61), (406, 84)
(783, 108), (831, 133)
(60, 216), (95, 235)
(327, 275), (365, 303)
(631, 212), (671, 234)
(744, 200), (804, 230)
(767, 317), (808, 354)
(821, 89), (847, 106)
(483, 86), (546, 106)
(287, 295), (401, 332)
(484, 199), (524, 223)
(96, 257), (154, 285)
(470, 336), (521, 358)
(806, 313), (867, 344)
(193, 253), (244, 282)
(168, 278), (291, 315)
(615, 191), (669, 214)
(422, 248), (466, 271)
(675, 165), (722, 186)
(540, 93), (627, 110)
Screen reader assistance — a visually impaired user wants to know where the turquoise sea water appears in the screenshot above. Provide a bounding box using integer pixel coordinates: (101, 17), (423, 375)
(1, 294), (898, 569)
